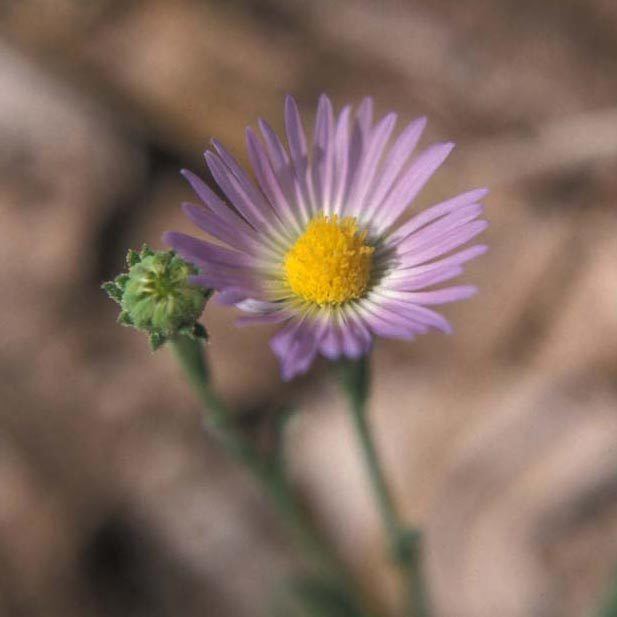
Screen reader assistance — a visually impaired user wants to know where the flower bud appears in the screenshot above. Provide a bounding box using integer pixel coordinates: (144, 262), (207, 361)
(103, 245), (210, 349)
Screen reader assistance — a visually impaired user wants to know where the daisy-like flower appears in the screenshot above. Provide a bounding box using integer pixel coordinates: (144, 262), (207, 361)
(164, 95), (487, 380)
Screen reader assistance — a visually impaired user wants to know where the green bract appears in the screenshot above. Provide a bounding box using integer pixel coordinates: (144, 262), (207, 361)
(102, 245), (210, 349)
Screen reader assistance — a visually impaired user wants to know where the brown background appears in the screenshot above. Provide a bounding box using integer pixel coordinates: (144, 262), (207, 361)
(1, 1), (617, 616)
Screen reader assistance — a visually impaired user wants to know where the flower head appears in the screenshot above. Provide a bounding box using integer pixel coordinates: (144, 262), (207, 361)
(164, 95), (487, 380)
(103, 245), (210, 349)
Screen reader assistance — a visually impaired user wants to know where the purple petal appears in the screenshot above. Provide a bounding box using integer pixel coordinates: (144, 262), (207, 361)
(163, 231), (253, 269)
(318, 322), (343, 360)
(331, 105), (352, 215)
(396, 285), (478, 305)
(211, 138), (280, 225)
(376, 297), (453, 333)
(375, 142), (455, 232)
(397, 203), (484, 254)
(206, 151), (288, 243)
(258, 118), (311, 225)
(270, 319), (321, 381)
(357, 97), (374, 137)
(216, 288), (257, 305)
(385, 265), (464, 292)
(312, 94), (335, 210)
(270, 318), (302, 357)
(181, 169), (256, 233)
(369, 301), (431, 334)
(180, 203), (264, 255)
(399, 220), (488, 268)
(340, 312), (373, 359)
(258, 118), (291, 172)
(283, 330), (321, 380)
(246, 127), (302, 234)
(235, 299), (282, 313)
(387, 188), (488, 246)
(394, 244), (488, 275)
(347, 112), (397, 217)
(338, 111), (368, 217)
(236, 311), (290, 327)
(357, 300), (421, 338)
(340, 328), (363, 358)
(363, 117), (427, 218)
(357, 306), (417, 339)
(285, 95), (314, 218)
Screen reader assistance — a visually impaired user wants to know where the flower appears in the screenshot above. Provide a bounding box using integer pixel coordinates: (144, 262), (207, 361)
(164, 95), (487, 380)
(103, 245), (210, 349)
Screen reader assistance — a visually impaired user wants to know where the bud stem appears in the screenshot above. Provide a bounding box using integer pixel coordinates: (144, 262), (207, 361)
(170, 335), (373, 615)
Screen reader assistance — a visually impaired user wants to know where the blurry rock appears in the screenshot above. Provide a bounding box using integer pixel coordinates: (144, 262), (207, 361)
(532, 212), (617, 377)
(428, 374), (617, 617)
(0, 42), (145, 363)
(0, 430), (80, 617)
(83, 0), (303, 156)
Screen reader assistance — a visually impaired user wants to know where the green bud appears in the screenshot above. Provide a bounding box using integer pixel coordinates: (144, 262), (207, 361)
(103, 245), (211, 349)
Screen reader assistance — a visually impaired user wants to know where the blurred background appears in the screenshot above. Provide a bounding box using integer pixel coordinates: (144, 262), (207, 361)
(1, 1), (617, 616)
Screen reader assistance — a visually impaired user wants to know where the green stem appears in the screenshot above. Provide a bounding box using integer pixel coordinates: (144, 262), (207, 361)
(405, 531), (428, 617)
(170, 334), (370, 612)
(170, 333), (257, 464)
(340, 356), (428, 617)
(596, 565), (617, 617)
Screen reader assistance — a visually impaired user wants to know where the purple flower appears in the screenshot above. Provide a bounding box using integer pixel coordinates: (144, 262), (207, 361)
(164, 95), (488, 380)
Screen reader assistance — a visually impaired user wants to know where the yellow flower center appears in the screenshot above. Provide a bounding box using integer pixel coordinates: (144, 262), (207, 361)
(284, 215), (374, 306)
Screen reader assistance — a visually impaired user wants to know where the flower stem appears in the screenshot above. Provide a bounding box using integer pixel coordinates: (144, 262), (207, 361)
(596, 564), (617, 617)
(170, 334), (371, 613)
(339, 356), (429, 617)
